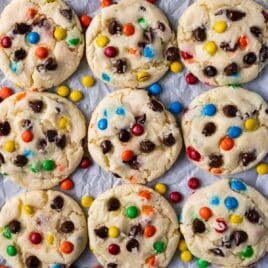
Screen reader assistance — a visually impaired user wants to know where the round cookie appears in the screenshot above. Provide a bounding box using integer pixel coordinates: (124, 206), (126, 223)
(0, 190), (87, 268)
(0, 0), (84, 91)
(0, 91), (86, 189)
(181, 178), (268, 267)
(182, 86), (268, 175)
(87, 89), (182, 183)
(86, 0), (178, 89)
(88, 184), (180, 268)
(177, 0), (268, 86)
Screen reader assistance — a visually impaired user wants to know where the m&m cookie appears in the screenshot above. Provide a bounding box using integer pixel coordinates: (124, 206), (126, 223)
(177, 0), (268, 86)
(182, 86), (268, 175)
(0, 0), (84, 91)
(181, 178), (268, 267)
(0, 92), (86, 189)
(0, 190), (87, 267)
(88, 184), (180, 267)
(86, 0), (178, 89)
(87, 89), (182, 183)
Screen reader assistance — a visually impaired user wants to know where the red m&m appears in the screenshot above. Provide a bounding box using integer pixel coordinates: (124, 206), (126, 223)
(29, 231), (42, 244)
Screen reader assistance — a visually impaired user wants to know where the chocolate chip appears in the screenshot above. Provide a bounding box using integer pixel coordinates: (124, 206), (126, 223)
(262, 10), (268, 23)
(107, 263), (117, 268)
(148, 99), (163, 112)
(0, 153), (5, 165)
(60, 8), (72, 20)
(60, 221), (74, 233)
(46, 130), (58, 142)
(113, 59), (128, 74)
(220, 41), (239, 52)
(112, 173), (121, 178)
(44, 57), (58, 71)
(94, 226), (108, 238)
(108, 19), (122, 35)
(166, 47), (179, 61)
(223, 105), (238, 117)
(29, 100), (43, 113)
(22, 119), (32, 130)
(230, 230), (248, 246)
(128, 224), (142, 236)
(126, 239), (139, 252)
(243, 52), (257, 65)
(119, 129), (131, 142)
(259, 45), (268, 63)
(209, 248), (224, 257)
(126, 156), (140, 170)
(107, 197), (120, 211)
(13, 23), (31, 34)
(203, 66), (217, 77)
(55, 135), (66, 149)
(240, 151), (256, 166)
(208, 154), (223, 168)
(162, 133), (176, 147)
(14, 48), (27, 61)
(51, 196), (64, 211)
(101, 140), (113, 154)
(192, 218), (206, 233)
(25, 255), (40, 268)
(245, 208), (262, 224)
(224, 63), (239, 76)
(202, 122), (216, 136)
(250, 26), (262, 38)
(221, 238), (232, 249)
(140, 140), (155, 153)
(226, 10), (246, 21)
(135, 114), (146, 124)
(34, 18), (51, 30)
(138, 41), (147, 48)
(8, 220), (21, 233)
(144, 28), (154, 44)
(37, 139), (47, 152)
(14, 155), (28, 167)
(0, 121), (11, 136)
(158, 21), (166, 32)
(193, 27), (206, 42)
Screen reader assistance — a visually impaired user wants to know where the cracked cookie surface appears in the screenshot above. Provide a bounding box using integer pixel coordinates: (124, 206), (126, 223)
(0, 91), (86, 189)
(88, 184), (180, 268)
(86, 0), (177, 89)
(177, 0), (268, 86)
(0, 0), (84, 91)
(0, 190), (87, 268)
(182, 86), (268, 175)
(87, 89), (182, 183)
(181, 178), (268, 267)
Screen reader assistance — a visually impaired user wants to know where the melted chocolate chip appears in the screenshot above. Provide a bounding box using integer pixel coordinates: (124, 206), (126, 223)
(240, 151), (256, 166)
(126, 239), (139, 252)
(223, 105), (238, 117)
(119, 129), (131, 142)
(203, 66), (217, 77)
(202, 122), (216, 136)
(135, 114), (146, 124)
(0, 121), (11, 136)
(44, 57), (58, 70)
(55, 135), (66, 149)
(46, 130), (58, 142)
(108, 19), (122, 35)
(0, 153), (5, 165)
(14, 155), (28, 167)
(224, 63), (239, 76)
(25, 255), (40, 268)
(148, 99), (164, 112)
(101, 140), (113, 154)
(259, 45), (268, 63)
(14, 48), (27, 61)
(107, 263), (117, 268)
(13, 23), (31, 34)
(94, 226), (108, 238)
(22, 119), (32, 130)
(158, 21), (166, 32)
(29, 100), (43, 113)
(192, 218), (206, 233)
(51, 196), (64, 211)
(140, 140), (155, 153)
(215, 9), (224, 16)
(8, 220), (21, 233)
(34, 18), (51, 30)
(107, 197), (120, 211)
(226, 10), (246, 21)
(162, 133), (176, 147)
(37, 139), (47, 152)
(243, 52), (257, 65)
(208, 154), (223, 168)
(262, 10), (268, 23)
(166, 47), (179, 61)
(140, 6), (146, 11)
(60, 221), (74, 233)
(126, 156), (140, 170)
(220, 41), (239, 52)
(230, 230), (248, 246)
(209, 248), (224, 257)
(193, 27), (206, 42)
(113, 59), (128, 74)
(128, 224), (142, 236)
(60, 8), (73, 20)
(250, 26), (262, 38)
(245, 208), (262, 224)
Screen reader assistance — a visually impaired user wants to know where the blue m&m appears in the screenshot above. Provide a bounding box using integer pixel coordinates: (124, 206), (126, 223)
(230, 179), (247, 192)
(51, 265), (63, 268)
(228, 126), (242, 139)
(224, 196), (238, 210)
(98, 118), (108, 130)
(148, 83), (162, 95)
(144, 46), (155, 59)
(102, 73), (111, 82)
(27, 32), (40, 44)
(202, 104), (217, 116)
(169, 101), (183, 115)
(116, 107), (125, 116)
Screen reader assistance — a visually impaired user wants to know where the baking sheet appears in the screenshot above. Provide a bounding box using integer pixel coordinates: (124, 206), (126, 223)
(0, 0), (268, 267)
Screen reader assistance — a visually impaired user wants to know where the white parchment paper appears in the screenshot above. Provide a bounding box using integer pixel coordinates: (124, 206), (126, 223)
(0, 0), (268, 267)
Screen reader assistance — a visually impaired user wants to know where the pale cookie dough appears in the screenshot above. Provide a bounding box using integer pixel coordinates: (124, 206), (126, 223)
(0, 190), (88, 268)
(182, 86), (268, 175)
(88, 89), (182, 183)
(177, 0), (268, 86)
(88, 184), (180, 268)
(0, 91), (86, 189)
(181, 178), (268, 267)
(86, 0), (178, 89)
(0, 0), (84, 91)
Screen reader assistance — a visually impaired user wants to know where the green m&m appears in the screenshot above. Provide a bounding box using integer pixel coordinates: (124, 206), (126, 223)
(197, 258), (209, 268)
(240, 245), (254, 259)
(42, 160), (55, 171)
(6, 245), (17, 256)
(153, 241), (166, 253)
(3, 226), (12, 239)
(125, 206), (139, 219)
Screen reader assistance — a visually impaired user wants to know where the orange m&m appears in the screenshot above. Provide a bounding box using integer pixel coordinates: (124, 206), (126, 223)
(220, 136), (234, 151)
(60, 241), (74, 254)
(199, 207), (212, 220)
(144, 225), (156, 238)
(0, 87), (13, 99)
(121, 150), (134, 162)
(123, 23), (135, 36)
(80, 15), (92, 28)
(101, 0), (113, 8)
(60, 178), (74, 191)
(35, 47), (48, 59)
(21, 130), (33, 143)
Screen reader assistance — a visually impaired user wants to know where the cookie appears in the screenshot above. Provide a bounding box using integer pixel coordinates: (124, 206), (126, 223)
(182, 86), (268, 175)
(87, 89), (182, 183)
(86, 0), (178, 89)
(177, 0), (268, 86)
(0, 190), (87, 268)
(181, 178), (268, 267)
(88, 184), (180, 268)
(0, 0), (84, 91)
(0, 91), (86, 189)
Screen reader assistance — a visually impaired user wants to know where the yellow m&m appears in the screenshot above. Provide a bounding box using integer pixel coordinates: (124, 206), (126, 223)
(82, 76), (95, 87)
(46, 234), (55, 245)
(170, 61), (183, 73)
(204, 41), (217, 56)
(256, 163), (268, 175)
(57, 85), (70, 97)
(4, 140), (15, 153)
(214, 21), (227, 33)
(108, 226), (120, 238)
(230, 214), (243, 224)
(137, 72), (151, 82)
(154, 183), (167, 195)
(178, 239), (188, 251)
(54, 27), (67, 41)
(23, 205), (34, 215)
(81, 196), (94, 208)
(244, 118), (259, 131)
(180, 250), (192, 262)
(69, 90), (83, 102)
(57, 116), (69, 130)
(96, 35), (110, 47)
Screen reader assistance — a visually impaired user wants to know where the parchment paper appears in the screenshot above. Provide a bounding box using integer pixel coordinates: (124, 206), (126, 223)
(0, 0), (268, 267)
